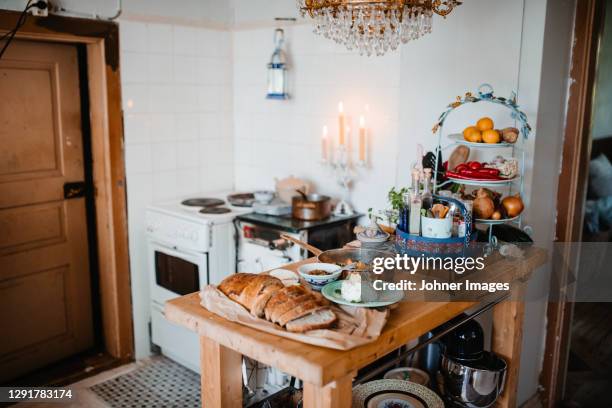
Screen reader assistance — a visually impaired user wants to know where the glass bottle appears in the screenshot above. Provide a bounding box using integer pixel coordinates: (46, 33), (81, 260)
(399, 191), (410, 232)
(409, 169), (422, 235)
(421, 168), (433, 211)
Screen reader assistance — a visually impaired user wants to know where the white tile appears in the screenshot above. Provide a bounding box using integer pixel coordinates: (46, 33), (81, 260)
(174, 85), (199, 113)
(175, 113), (199, 141)
(173, 56), (198, 84)
(125, 144), (152, 174)
(152, 142), (177, 171)
(148, 84), (176, 113)
(122, 84), (149, 113)
(121, 52), (148, 83)
(198, 29), (231, 57)
(124, 113), (150, 145)
(148, 54), (173, 83)
(177, 140), (200, 168)
(196, 85), (224, 112)
(198, 58), (232, 86)
(147, 23), (173, 54)
(176, 168), (199, 196)
(173, 26), (197, 56)
(153, 171), (178, 201)
(126, 172), (154, 213)
(120, 21), (147, 52)
(149, 114), (175, 142)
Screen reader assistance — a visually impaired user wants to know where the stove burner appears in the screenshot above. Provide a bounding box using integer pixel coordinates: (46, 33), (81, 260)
(199, 207), (232, 215)
(181, 198), (224, 207)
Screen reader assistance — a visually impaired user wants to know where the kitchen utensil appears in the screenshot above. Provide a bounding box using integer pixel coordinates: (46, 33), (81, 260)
(227, 193), (255, 207)
(252, 199), (292, 216)
(292, 193), (332, 221)
(254, 190), (275, 204)
(439, 351), (507, 408)
(352, 379), (444, 408)
(275, 176), (311, 203)
(280, 234), (323, 256)
(442, 318), (485, 361)
(321, 280), (404, 308)
(383, 367), (431, 386)
(297, 263), (342, 291)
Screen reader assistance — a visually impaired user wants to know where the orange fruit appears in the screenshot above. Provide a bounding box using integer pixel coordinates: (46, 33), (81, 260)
(465, 130), (482, 143)
(463, 126), (479, 140)
(477, 117), (494, 131)
(482, 129), (501, 144)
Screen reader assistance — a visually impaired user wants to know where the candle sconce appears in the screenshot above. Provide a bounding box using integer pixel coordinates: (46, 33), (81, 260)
(320, 108), (369, 216)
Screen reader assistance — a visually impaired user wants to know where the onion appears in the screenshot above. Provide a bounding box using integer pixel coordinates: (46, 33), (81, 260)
(474, 194), (495, 219)
(502, 195), (524, 217)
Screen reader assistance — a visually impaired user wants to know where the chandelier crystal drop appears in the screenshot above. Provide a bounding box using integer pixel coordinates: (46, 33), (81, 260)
(298, 0), (461, 56)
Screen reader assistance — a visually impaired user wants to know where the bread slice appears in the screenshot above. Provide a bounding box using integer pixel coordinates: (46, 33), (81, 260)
(278, 302), (326, 327)
(264, 286), (308, 321)
(270, 293), (314, 324)
(250, 281), (283, 317)
(285, 309), (337, 333)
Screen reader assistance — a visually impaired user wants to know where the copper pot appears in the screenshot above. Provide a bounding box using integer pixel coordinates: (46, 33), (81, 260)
(291, 193), (331, 221)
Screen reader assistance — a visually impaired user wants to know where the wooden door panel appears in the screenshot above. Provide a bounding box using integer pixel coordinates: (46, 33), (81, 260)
(0, 60), (61, 179)
(0, 202), (66, 255)
(0, 40), (94, 382)
(0, 266), (69, 356)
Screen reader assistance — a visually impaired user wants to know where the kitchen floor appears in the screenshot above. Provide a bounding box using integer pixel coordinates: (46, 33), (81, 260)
(14, 357), (200, 408)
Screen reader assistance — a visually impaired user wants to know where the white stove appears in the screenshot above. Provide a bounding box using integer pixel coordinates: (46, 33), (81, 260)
(145, 192), (251, 372)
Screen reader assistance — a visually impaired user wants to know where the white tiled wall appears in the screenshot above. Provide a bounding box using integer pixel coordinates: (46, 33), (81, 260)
(233, 24), (401, 213)
(119, 20), (233, 358)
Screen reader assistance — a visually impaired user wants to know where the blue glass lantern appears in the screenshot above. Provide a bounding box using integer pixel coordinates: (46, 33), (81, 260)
(266, 29), (289, 100)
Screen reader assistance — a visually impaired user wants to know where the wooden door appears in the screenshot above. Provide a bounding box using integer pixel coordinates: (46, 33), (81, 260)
(0, 39), (94, 382)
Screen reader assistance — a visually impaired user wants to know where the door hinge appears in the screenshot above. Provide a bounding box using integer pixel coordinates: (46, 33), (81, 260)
(63, 181), (88, 199)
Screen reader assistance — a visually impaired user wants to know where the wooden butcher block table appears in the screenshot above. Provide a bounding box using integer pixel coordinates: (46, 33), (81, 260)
(165, 247), (547, 408)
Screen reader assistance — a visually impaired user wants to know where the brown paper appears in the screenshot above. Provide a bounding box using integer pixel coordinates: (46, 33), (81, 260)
(199, 285), (389, 350)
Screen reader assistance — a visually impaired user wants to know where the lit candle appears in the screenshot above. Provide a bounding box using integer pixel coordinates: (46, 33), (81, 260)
(338, 102), (345, 145)
(359, 115), (366, 162)
(321, 125), (328, 161)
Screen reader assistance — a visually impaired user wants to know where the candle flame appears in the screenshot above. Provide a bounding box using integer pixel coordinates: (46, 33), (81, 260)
(359, 115), (365, 128)
(322, 125), (328, 138)
(338, 102), (344, 113)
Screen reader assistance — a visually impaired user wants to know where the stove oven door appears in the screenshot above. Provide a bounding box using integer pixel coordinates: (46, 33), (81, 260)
(148, 241), (208, 304)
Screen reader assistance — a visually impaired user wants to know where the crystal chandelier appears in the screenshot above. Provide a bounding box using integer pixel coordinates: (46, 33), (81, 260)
(298, 0), (461, 56)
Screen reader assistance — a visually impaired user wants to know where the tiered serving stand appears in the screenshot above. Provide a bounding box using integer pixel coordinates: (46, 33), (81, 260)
(432, 84), (532, 244)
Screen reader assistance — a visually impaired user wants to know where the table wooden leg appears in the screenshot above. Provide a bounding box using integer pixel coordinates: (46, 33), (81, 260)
(492, 285), (526, 408)
(303, 372), (355, 408)
(199, 336), (243, 408)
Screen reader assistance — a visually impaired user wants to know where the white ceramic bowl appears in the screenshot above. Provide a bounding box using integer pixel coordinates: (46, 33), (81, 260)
(253, 190), (275, 204)
(297, 263), (342, 290)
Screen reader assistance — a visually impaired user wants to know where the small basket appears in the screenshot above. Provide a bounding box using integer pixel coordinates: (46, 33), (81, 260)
(395, 196), (477, 258)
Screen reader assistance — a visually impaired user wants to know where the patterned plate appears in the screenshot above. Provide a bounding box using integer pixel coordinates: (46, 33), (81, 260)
(352, 380), (444, 408)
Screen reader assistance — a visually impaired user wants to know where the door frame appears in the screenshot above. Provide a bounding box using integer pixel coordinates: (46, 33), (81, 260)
(0, 11), (133, 361)
(540, 0), (606, 405)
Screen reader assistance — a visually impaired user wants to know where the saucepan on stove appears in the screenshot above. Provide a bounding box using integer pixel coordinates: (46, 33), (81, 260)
(291, 190), (331, 221)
